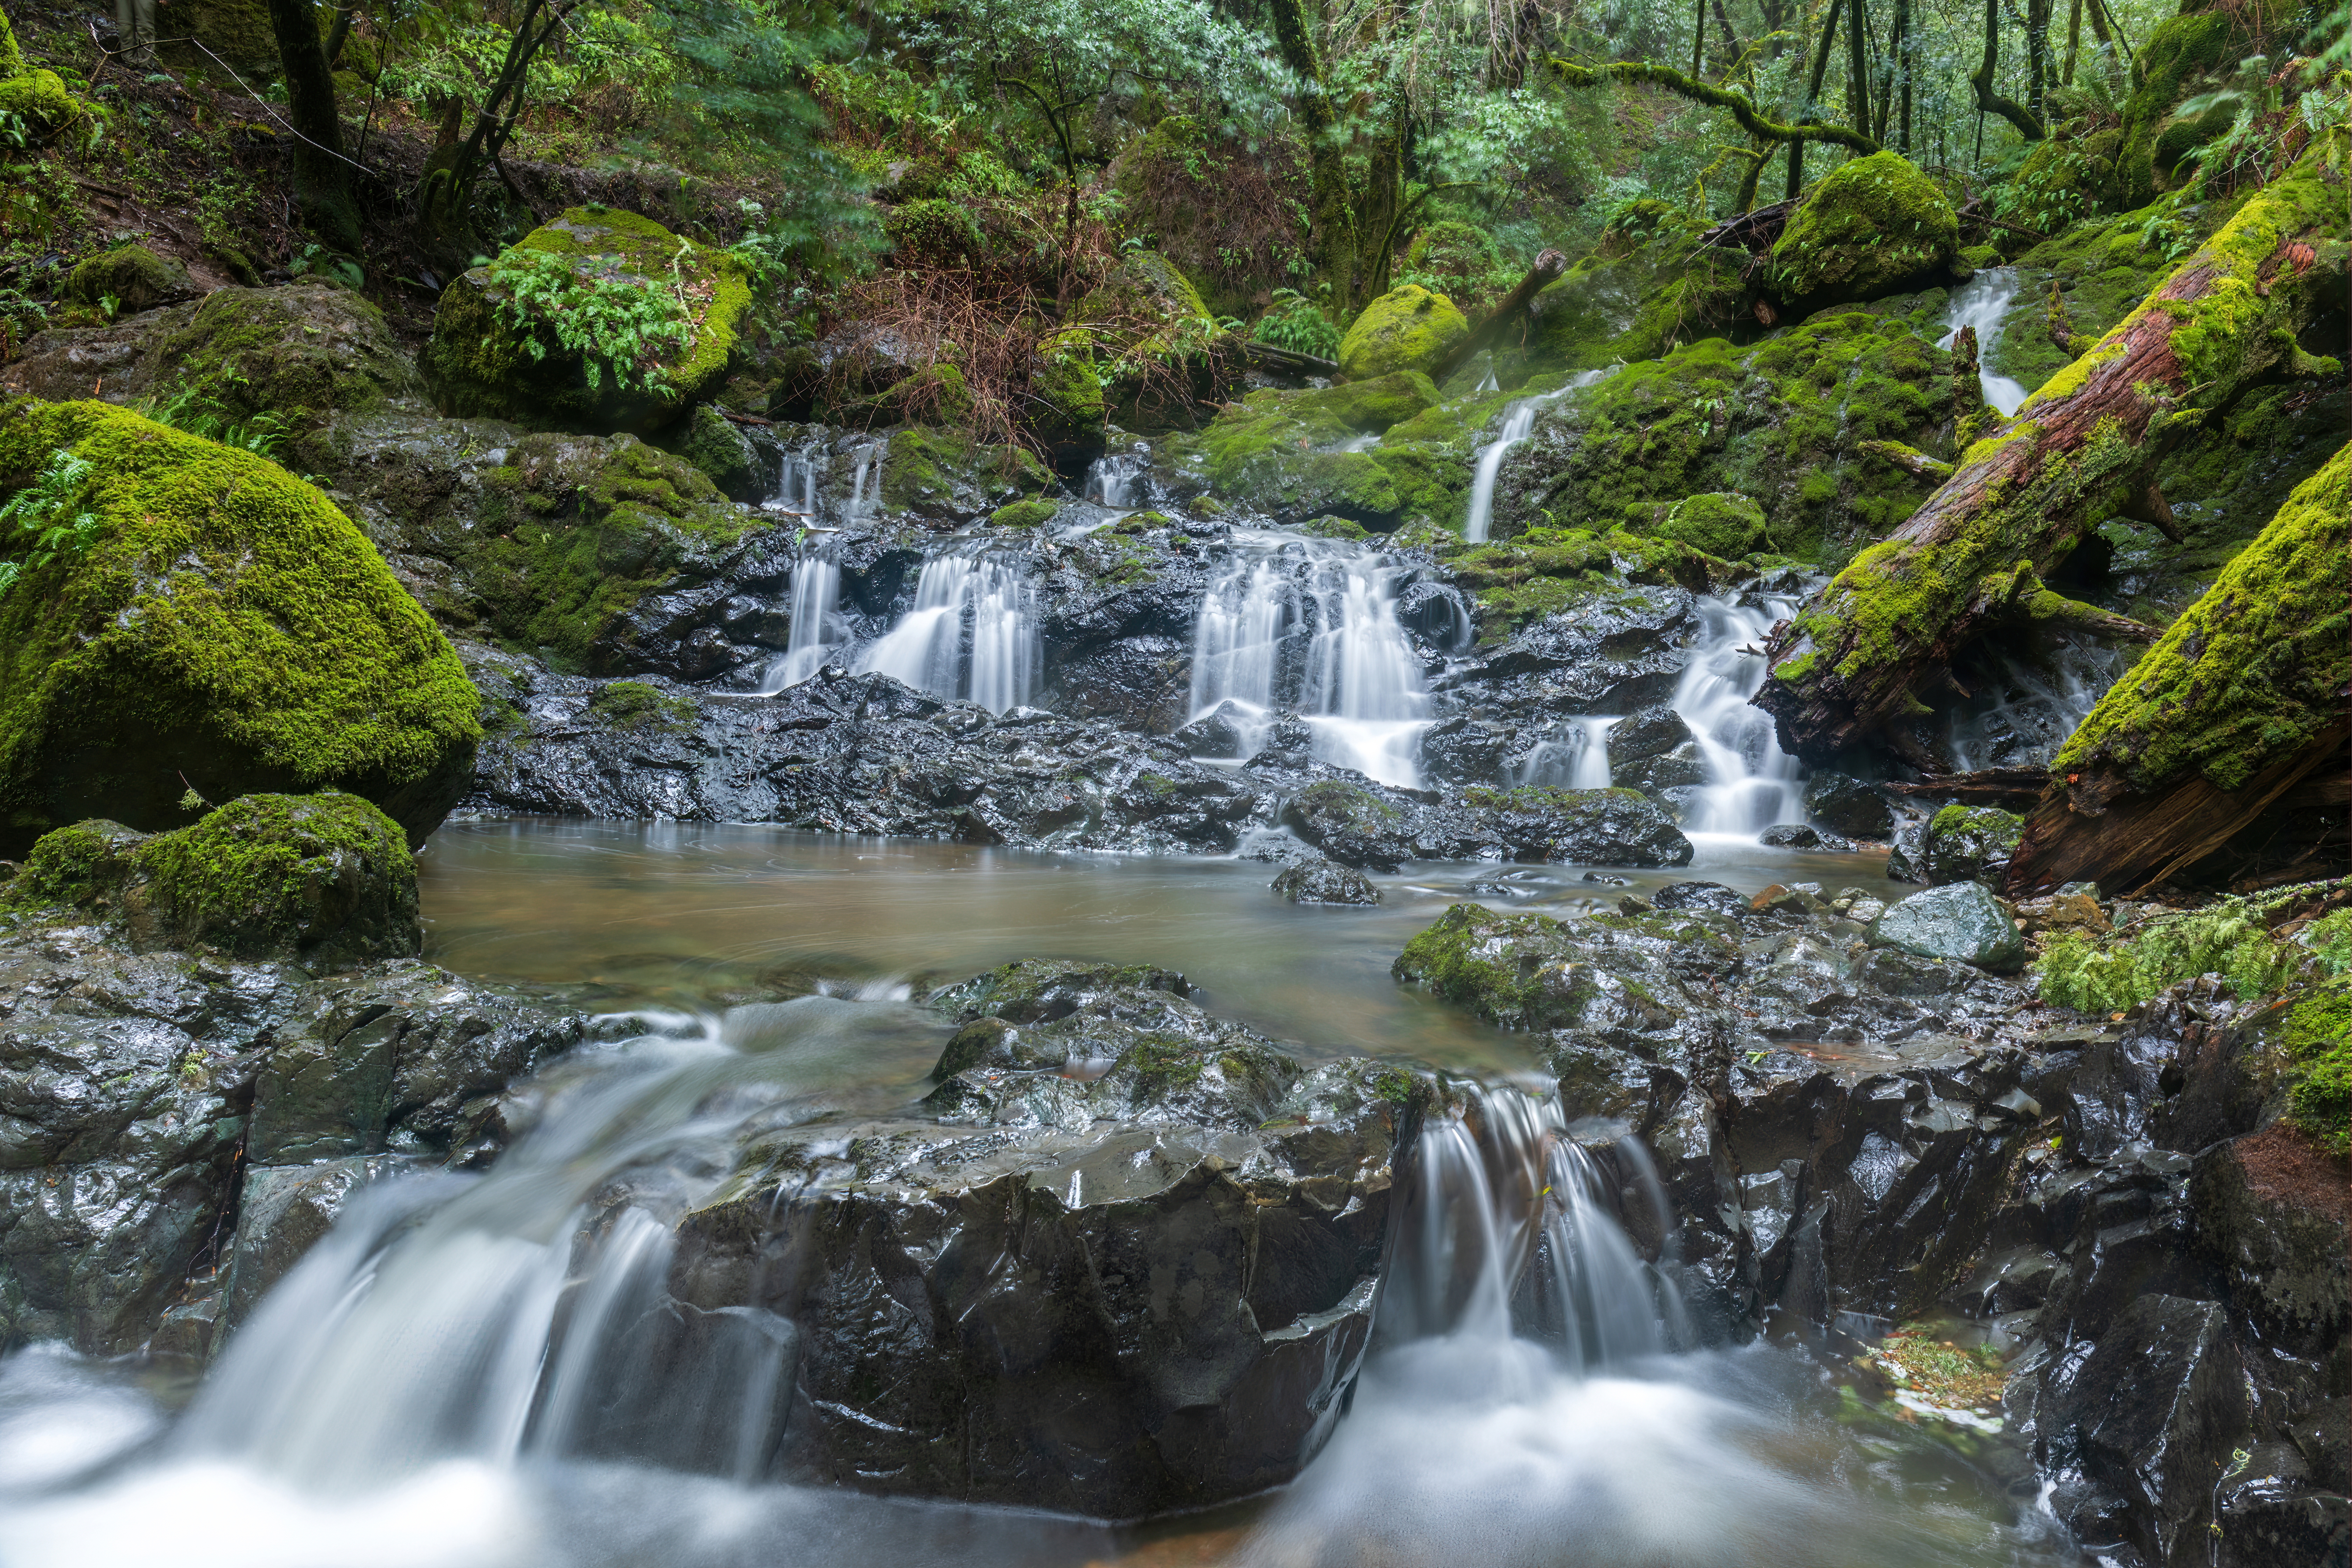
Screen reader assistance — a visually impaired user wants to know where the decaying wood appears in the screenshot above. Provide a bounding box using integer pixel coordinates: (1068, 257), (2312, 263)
(2118, 480), (2184, 543)
(1754, 150), (2346, 763)
(1860, 440), (1955, 481)
(1243, 341), (1341, 377)
(1427, 249), (1568, 385)
(1886, 768), (2051, 808)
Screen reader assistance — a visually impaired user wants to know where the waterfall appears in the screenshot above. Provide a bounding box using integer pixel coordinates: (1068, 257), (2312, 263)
(757, 544), (844, 694)
(1186, 533), (1431, 787)
(856, 551), (1038, 714)
(1084, 451), (1148, 507)
(1511, 716), (1617, 790)
(769, 451), (821, 517)
(1460, 370), (1610, 544)
(844, 442), (883, 520)
(1945, 637), (2124, 770)
(1671, 590), (1809, 837)
(1940, 268), (2031, 416)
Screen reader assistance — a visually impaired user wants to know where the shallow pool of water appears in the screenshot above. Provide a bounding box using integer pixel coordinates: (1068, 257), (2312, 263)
(419, 820), (1908, 1078)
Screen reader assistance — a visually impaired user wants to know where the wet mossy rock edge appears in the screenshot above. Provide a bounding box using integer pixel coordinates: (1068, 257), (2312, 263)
(424, 206), (752, 436)
(1770, 152), (1960, 314)
(5, 793), (422, 968)
(0, 399), (481, 855)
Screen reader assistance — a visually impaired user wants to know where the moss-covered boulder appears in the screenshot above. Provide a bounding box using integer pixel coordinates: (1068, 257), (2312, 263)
(65, 246), (190, 316)
(1533, 202), (1754, 371)
(424, 206), (751, 435)
(1918, 804), (2025, 887)
(1337, 286), (1469, 382)
(880, 426), (1052, 522)
(673, 401), (762, 500)
(1771, 153), (1959, 312)
(2115, 11), (2239, 206)
(7, 794), (421, 966)
(1026, 329), (1107, 458)
(0, 400), (479, 854)
(0, 12), (91, 126)
(989, 498), (1058, 528)
(1157, 372), (1447, 525)
(1649, 492), (1768, 557)
(1074, 251), (1242, 432)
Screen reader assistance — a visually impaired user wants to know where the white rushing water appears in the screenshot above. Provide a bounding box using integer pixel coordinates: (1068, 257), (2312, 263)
(1940, 267), (2031, 416)
(1945, 636), (2126, 770)
(856, 551), (1038, 714)
(1670, 590), (1809, 838)
(1460, 369), (1611, 544)
(842, 442), (884, 520)
(1512, 715), (1618, 790)
(768, 451), (821, 518)
(1083, 450), (1149, 507)
(757, 544), (845, 693)
(1186, 533), (1433, 786)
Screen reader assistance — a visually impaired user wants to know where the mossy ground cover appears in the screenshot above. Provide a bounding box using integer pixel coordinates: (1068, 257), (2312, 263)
(0, 399), (478, 852)
(1162, 371), (1457, 526)
(1532, 202), (1752, 372)
(1440, 525), (1736, 635)
(1508, 306), (1954, 562)
(1770, 153), (1959, 310)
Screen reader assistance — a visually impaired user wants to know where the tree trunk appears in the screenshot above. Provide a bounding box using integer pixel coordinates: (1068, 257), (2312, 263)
(1427, 249), (1569, 384)
(1892, 0), (1912, 151)
(2062, 0), (2081, 86)
(2004, 444), (2349, 896)
(1972, 0), (2044, 141)
(2026, 0), (2051, 122)
(1356, 98), (1408, 306)
(1844, 0), (1871, 139)
(1752, 151), (2346, 763)
(265, 0), (358, 246)
(1268, 0), (1358, 306)
(1787, 0), (1844, 198)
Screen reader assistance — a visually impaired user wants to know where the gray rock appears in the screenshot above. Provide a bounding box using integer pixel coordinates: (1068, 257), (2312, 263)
(1802, 772), (1892, 839)
(1757, 823), (1854, 851)
(1918, 805), (2025, 887)
(1869, 882), (2026, 971)
(1272, 857), (1381, 905)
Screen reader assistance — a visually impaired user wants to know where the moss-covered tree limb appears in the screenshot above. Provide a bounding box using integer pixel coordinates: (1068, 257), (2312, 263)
(1428, 248), (1568, 384)
(1548, 58), (1881, 154)
(2006, 443), (2350, 895)
(1753, 147), (2350, 761)
(1970, 0), (2044, 141)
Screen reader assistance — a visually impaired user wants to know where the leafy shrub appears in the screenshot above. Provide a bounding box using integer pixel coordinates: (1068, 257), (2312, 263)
(1250, 287), (1340, 359)
(139, 379), (290, 461)
(883, 198), (985, 267)
(485, 246), (694, 397)
(0, 448), (102, 598)
(2037, 896), (2352, 1014)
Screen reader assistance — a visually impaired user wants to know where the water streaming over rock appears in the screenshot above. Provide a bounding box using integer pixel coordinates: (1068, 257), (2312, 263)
(856, 550), (1039, 714)
(1186, 532), (1433, 786)
(1511, 715), (1618, 790)
(1941, 268), (2031, 416)
(1460, 369), (1610, 544)
(1944, 635), (2124, 770)
(1084, 450), (1149, 507)
(843, 442), (884, 520)
(1669, 590), (1810, 836)
(757, 543), (845, 694)
(768, 451), (821, 518)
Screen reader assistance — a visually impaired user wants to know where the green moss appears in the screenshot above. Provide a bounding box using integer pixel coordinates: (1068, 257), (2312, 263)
(1029, 330), (1106, 449)
(861, 362), (976, 427)
(147, 281), (420, 457)
(130, 792), (415, 961)
(2283, 976), (2351, 1156)
(882, 198), (984, 266)
(423, 207), (752, 435)
(0, 400), (479, 854)
(2052, 444), (2346, 795)
(5, 819), (145, 912)
(1771, 153), (1959, 308)
(587, 679), (696, 731)
(1296, 514), (1371, 540)
(1447, 525), (1732, 634)
(1535, 210), (1751, 371)
(2116, 13), (2237, 206)
(989, 498), (1059, 528)
(878, 426), (1050, 518)
(2035, 881), (2352, 1014)
(65, 246), (187, 314)
(1959, 244), (2002, 271)
(1650, 492), (1768, 557)
(1337, 286), (1470, 381)
(0, 67), (85, 126)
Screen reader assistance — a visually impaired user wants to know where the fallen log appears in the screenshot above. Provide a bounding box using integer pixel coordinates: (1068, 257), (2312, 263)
(1242, 341), (1340, 377)
(2005, 442), (2351, 896)
(1885, 767), (2051, 808)
(1754, 147), (2349, 761)
(1427, 248), (1568, 385)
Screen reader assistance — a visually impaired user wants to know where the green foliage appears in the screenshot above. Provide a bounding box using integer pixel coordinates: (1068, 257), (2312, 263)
(486, 246), (695, 398)
(2035, 892), (2352, 1015)
(0, 448), (102, 599)
(137, 380), (291, 463)
(884, 198), (985, 267)
(1251, 287), (1341, 358)
(2284, 975), (2351, 1156)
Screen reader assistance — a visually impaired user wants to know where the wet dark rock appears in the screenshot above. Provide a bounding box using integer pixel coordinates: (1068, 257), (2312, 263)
(1917, 805), (2025, 887)
(1757, 823), (1854, 851)
(1801, 772), (1893, 839)
(220, 1154), (424, 1329)
(1276, 779), (1691, 872)
(2188, 1125), (2347, 1346)
(1649, 880), (1752, 917)
(1440, 587), (1695, 718)
(1416, 717), (1512, 786)
(1868, 883), (2027, 971)
(1272, 857), (1381, 905)
(1606, 704), (1693, 766)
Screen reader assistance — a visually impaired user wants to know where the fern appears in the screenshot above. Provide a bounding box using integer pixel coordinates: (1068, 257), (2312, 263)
(1251, 287), (1340, 359)
(139, 379), (291, 460)
(0, 448), (104, 598)
(486, 248), (696, 397)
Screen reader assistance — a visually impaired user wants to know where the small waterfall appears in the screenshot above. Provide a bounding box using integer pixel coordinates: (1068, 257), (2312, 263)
(1672, 590), (1809, 837)
(1186, 533), (1431, 787)
(1941, 268), (2030, 416)
(844, 442), (884, 520)
(1084, 451), (1148, 507)
(1460, 370), (1609, 544)
(856, 551), (1038, 713)
(769, 451), (822, 517)
(1945, 637), (2124, 770)
(1511, 716), (1617, 791)
(758, 544), (845, 694)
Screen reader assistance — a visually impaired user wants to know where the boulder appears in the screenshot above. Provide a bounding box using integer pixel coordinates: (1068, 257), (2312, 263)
(1156, 374), (1443, 526)
(1769, 152), (1959, 311)
(1869, 882), (2027, 971)
(1531, 201), (1752, 371)
(673, 401), (763, 499)
(8, 793), (419, 968)
(1918, 804), (2024, 886)
(1337, 285), (1469, 381)
(0, 400), (481, 854)
(1802, 771), (1892, 838)
(1650, 492), (1768, 558)
(424, 206), (752, 434)
(1272, 856), (1380, 905)
(1073, 252), (1243, 432)
(63, 245), (191, 316)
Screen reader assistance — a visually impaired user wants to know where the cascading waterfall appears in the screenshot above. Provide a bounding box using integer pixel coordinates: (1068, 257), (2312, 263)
(768, 451), (822, 517)
(856, 551), (1038, 714)
(1186, 533), (1431, 786)
(1460, 369), (1610, 543)
(758, 544), (845, 693)
(844, 443), (884, 520)
(1670, 590), (1809, 837)
(1944, 636), (2125, 770)
(1941, 268), (2031, 416)
(1084, 451), (1148, 507)
(1511, 715), (1617, 790)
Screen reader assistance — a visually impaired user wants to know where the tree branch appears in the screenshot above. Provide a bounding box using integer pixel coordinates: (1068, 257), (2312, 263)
(1550, 57), (1881, 153)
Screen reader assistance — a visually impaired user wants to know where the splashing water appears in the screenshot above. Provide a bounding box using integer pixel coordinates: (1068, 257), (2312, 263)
(1084, 451), (1149, 507)
(768, 451), (822, 518)
(1672, 590), (1811, 839)
(1511, 716), (1618, 790)
(1461, 369), (1611, 543)
(1186, 533), (1432, 786)
(1941, 268), (2031, 416)
(758, 544), (845, 694)
(843, 443), (884, 520)
(856, 551), (1039, 714)
(1945, 635), (2125, 770)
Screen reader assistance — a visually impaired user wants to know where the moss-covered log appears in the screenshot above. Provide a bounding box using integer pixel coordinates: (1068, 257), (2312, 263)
(1755, 149), (2349, 760)
(2006, 443), (2350, 896)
